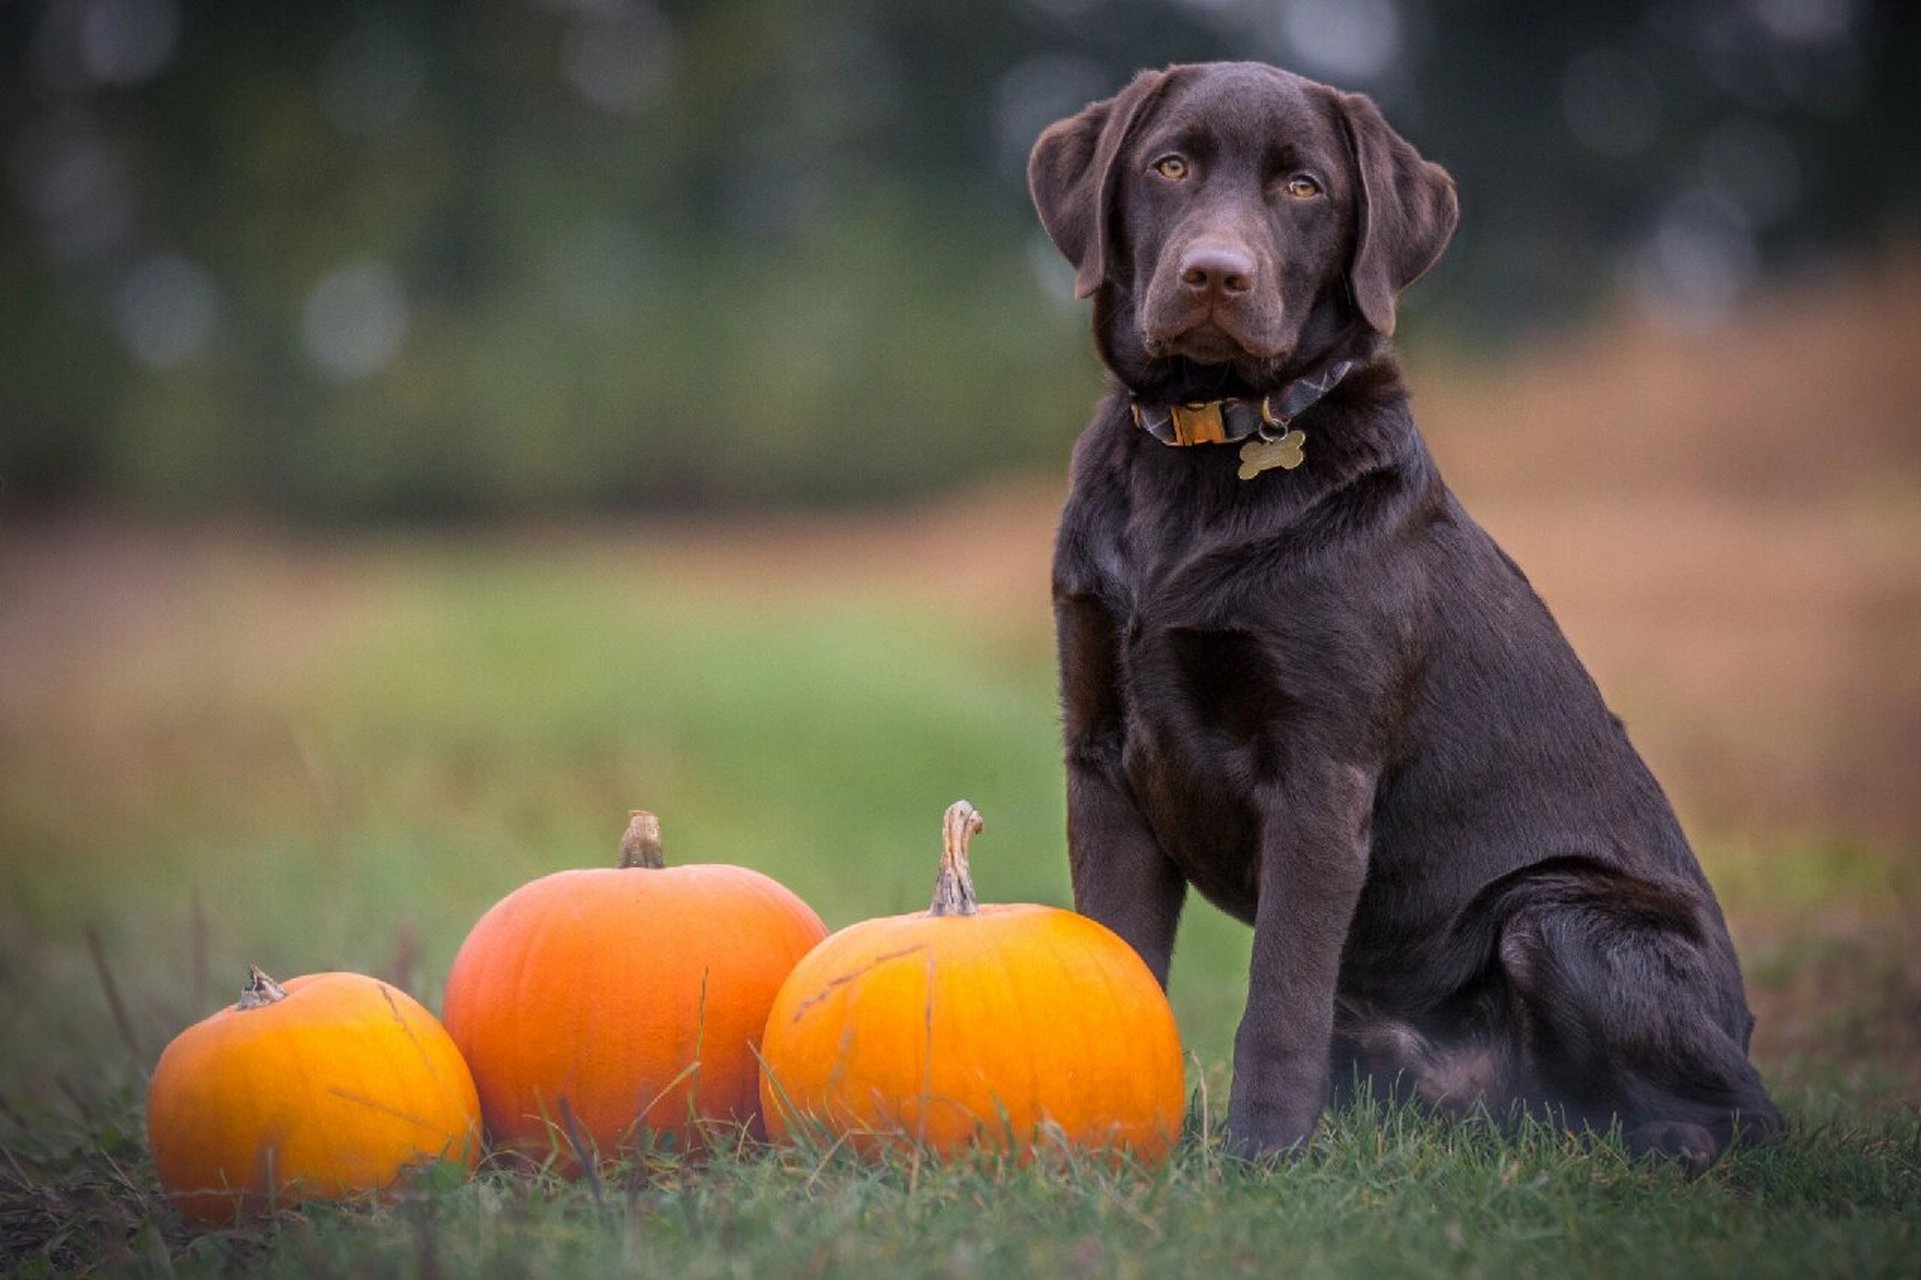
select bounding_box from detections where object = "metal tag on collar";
[1239,394,1305,478]
[1257,394,1290,437]
[1238,430,1306,478]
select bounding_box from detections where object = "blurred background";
[1,1,1917,1109]
[3,0,1918,515]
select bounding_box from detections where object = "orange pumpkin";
[147,967,481,1225]
[759,801,1186,1165]
[442,811,827,1163]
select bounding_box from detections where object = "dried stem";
[928,800,983,918]
[236,965,289,1010]
[620,810,666,869]
[84,926,143,1064]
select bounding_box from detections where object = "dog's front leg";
[1058,592,1187,987]
[1066,758,1188,988]
[1225,763,1374,1158]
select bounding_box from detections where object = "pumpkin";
[442,810,827,1163]
[759,801,1186,1165]
[147,967,481,1225]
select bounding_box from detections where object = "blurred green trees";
[3,0,1915,518]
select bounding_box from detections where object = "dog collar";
[1130,358,1355,478]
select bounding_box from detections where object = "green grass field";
[2,528,1916,1277]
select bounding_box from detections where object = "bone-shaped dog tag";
[1237,430,1306,479]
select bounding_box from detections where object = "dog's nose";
[1178,244,1256,297]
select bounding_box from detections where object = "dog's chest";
[1092,513,1297,917]
[1116,626,1270,918]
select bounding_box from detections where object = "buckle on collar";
[1129,398,1257,445]
[1168,401,1228,445]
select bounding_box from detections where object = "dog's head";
[1029,62,1457,402]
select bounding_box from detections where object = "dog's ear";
[1337,91,1458,336]
[1028,69,1174,299]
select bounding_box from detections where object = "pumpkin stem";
[619,810,667,869]
[928,800,983,918]
[236,964,289,1010]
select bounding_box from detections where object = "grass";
[1,526,1917,1276]
[5,1081,1917,1278]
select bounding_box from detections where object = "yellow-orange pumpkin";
[442,811,827,1163]
[759,801,1186,1165]
[147,967,481,1225]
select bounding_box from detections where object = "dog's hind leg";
[1493,865,1782,1171]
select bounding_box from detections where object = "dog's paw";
[1624,1120,1720,1177]
[1218,1133,1302,1172]
[1220,1101,1317,1168]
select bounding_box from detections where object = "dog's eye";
[1285,174,1322,199]
[1151,155,1189,181]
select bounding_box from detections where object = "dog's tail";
[1333,1003,1513,1117]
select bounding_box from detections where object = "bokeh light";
[1632,185,1760,329]
[8,109,132,264]
[319,21,425,140]
[114,253,220,368]
[301,261,411,382]
[559,0,676,117]
[1275,0,1402,87]
[78,0,179,86]
[27,0,179,91]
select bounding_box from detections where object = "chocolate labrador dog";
[1028,62,1780,1168]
